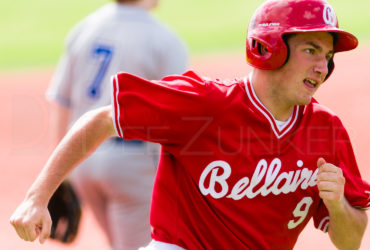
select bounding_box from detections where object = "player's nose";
[313,56,329,80]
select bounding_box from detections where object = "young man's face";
[271,32,334,107]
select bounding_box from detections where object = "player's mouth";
[303,78,318,90]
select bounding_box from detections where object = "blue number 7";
[87,45,114,99]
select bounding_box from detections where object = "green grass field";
[1,0,370,69]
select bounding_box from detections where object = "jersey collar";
[243,74,300,139]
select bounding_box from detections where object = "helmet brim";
[284,27,358,52]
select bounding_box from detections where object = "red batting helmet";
[246,0,358,79]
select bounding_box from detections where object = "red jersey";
[111,71,370,249]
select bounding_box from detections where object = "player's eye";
[304,48,315,55]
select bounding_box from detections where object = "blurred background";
[1,0,369,70]
[1,0,369,249]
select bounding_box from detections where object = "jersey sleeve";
[111,71,210,145]
[312,201,330,232]
[312,116,370,232]
[332,117,370,210]
[45,52,74,107]
[45,22,84,107]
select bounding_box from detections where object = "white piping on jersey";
[139,240,185,250]
[365,191,370,209]
[243,74,299,139]
[318,216,330,232]
[111,75,124,137]
[275,118,291,131]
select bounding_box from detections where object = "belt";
[110,136,144,145]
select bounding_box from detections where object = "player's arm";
[317,158,368,249]
[10,105,116,243]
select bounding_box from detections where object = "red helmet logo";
[323,4,337,27]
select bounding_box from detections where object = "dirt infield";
[1,44,369,249]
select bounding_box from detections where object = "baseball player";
[10,0,370,249]
[45,0,187,249]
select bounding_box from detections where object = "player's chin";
[296,96,312,106]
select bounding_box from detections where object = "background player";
[45,0,188,249]
[10,0,369,249]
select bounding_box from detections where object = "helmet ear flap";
[246,36,288,70]
[247,38,273,67]
[250,39,271,58]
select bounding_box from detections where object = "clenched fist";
[316,157,346,209]
[10,199,52,244]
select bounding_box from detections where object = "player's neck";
[250,71,294,122]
